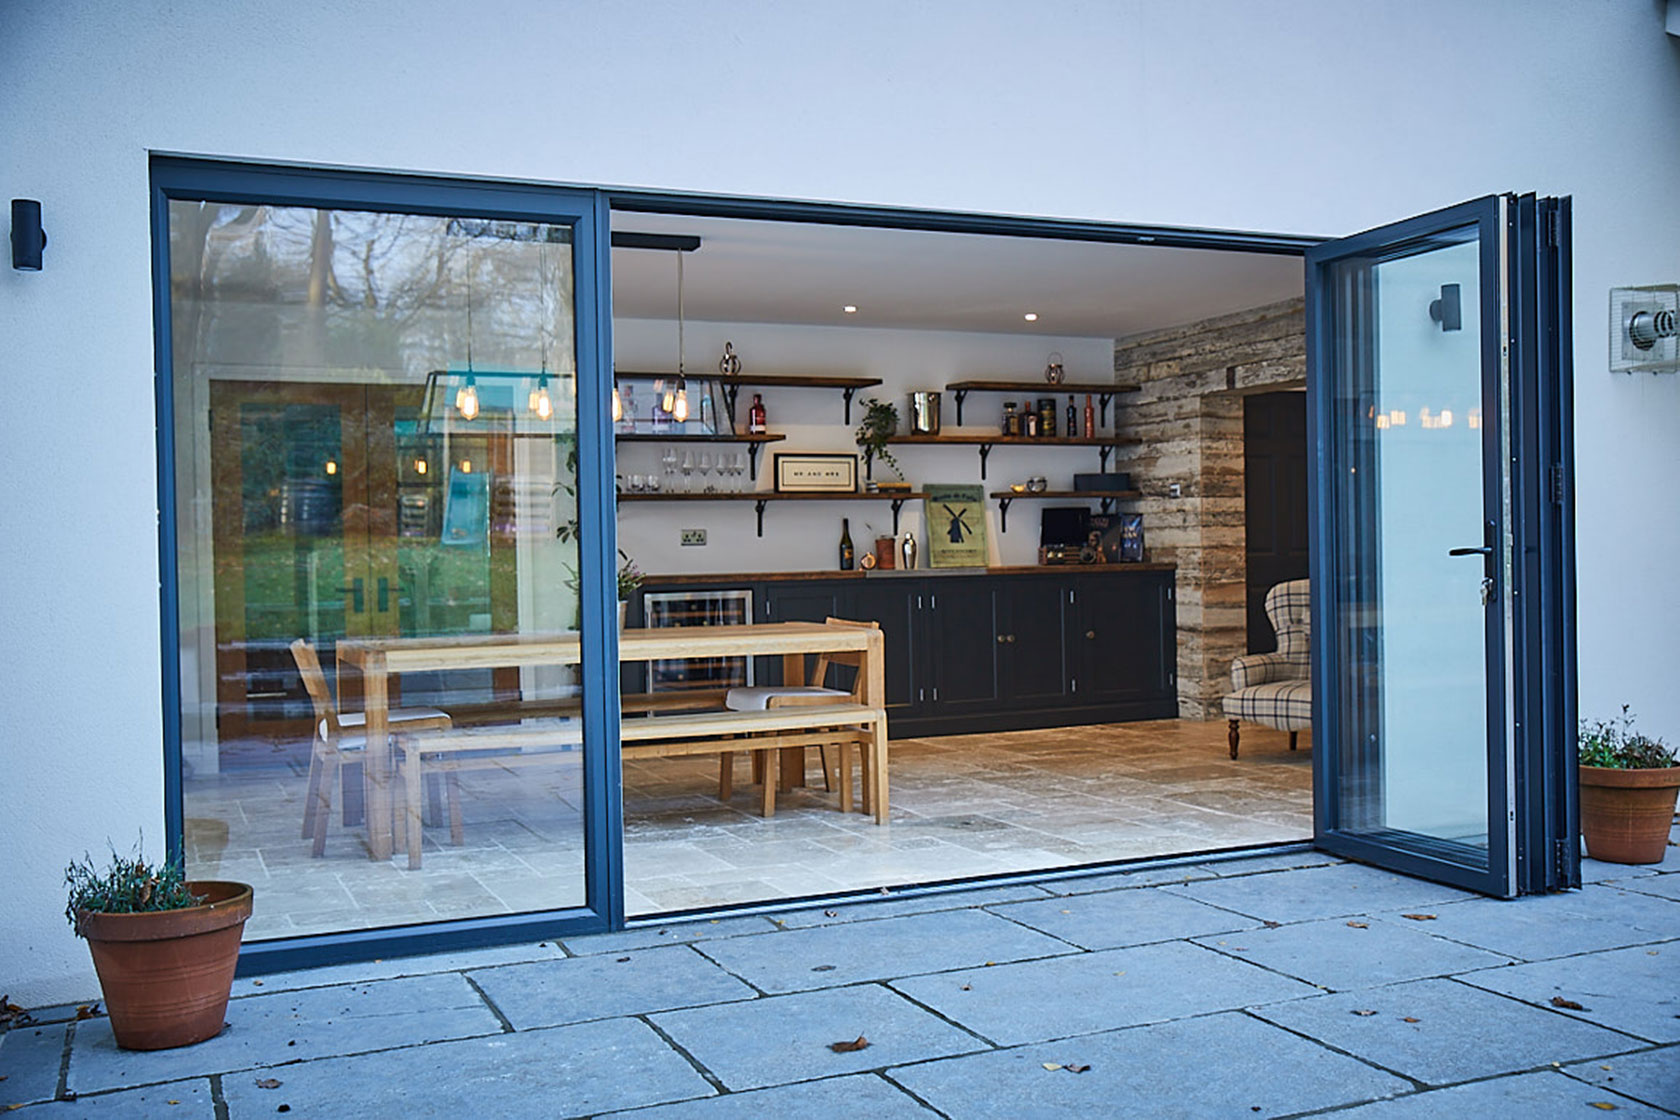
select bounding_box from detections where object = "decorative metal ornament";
[1044,352,1065,385]
[718,341,742,376]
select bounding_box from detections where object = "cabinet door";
[999,578,1070,704]
[843,581,921,716]
[1071,573,1173,701]
[761,580,846,686]
[924,581,1001,711]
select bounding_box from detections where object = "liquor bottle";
[748,393,767,434]
[1002,401,1017,436]
[1067,395,1077,439]
[1039,397,1057,438]
[1024,410,1039,438]
[1084,394,1095,439]
[839,518,855,570]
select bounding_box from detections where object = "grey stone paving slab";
[234,940,564,995]
[1581,858,1663,883]
[890,941,1317,1045]
[1251,977,1643,1086]
[11,1079,213,1118]
[987,886,1261,950]
[653,984,983,1091]
[1564,1046,1680,1114]
[1458,942,1680,1043]
[1611,872,1680,901]
[1384,883,1678,961]
[1197,848,1345,876]
[1163,862,1474,923]
[219,1016,711,1118]
[888,1010,1408,1120]
[1324,1069,1670,1118]
[1192,914,1514,991]
[773,884,1050,928]
[694,909,1073,993]
[68,973,502,1094]
[561,915,779,955]
[604,1073,937,1117]
[1034,864,1222,895]
[469,944,755,1028]
[1,1023,66,1107]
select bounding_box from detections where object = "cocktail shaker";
[900,531,918,571]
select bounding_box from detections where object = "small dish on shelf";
[1009,483,1027,493]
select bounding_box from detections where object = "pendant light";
[456,255,480,420]
[671,247,690,422]
[529,239,555,421]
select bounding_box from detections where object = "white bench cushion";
[725,686,848,711]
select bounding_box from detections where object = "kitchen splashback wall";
[1112,298,1306,719]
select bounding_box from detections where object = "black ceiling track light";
[11,199,46,271]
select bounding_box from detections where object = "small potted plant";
[65,840,252,1050]
[855,397,902,484]
[617,551,645,630]
[1578,706,1679,864]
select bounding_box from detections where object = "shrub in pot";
[65,842,252,1050]
[1578,707,1679,864]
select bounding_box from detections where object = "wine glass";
[733,449,748,492]
[680,450,694,492]
[698,451,713,493]
[662,445,678,488]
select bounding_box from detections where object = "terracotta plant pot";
[1578,766,1680,864]
[74,880,252,1050]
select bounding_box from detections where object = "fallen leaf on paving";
[1064,1063,1091,1074]
[1601,1064,1613,1071]
[616,957,631,963]
[255,1078,282,1089]
[985,961,996,967]
[1113,971,1126,977]
[829,1036,870,1053]
[75,1003,100,1020]
[168,1101,180,1106]
[1060,909,1071,914]
[1402,1017,1421,1023]
[1550,996,1587,1011]
[277,1106,291,1113]
[1042,1062,1063,1071]
[823,910,839,918]
[1400,914,1437,921]
[1346,921,1369,929]
[1262,921,1282,929]
[1588,1103,1618,1111]
[811,965,837,972]
[252,980,263,986]
[960,983,972,991]
[1351,1009,1378,1017]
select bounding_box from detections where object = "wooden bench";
[392,700,886,869]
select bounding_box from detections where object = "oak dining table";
[335,621,887,862]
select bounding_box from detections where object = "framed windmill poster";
[924,484,988,568]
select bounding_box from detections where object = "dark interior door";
[1243,391,1309,652]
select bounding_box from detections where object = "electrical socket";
[1168,484,1182,499]
[680,528,706,547]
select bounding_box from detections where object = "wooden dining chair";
[290,639,453,857]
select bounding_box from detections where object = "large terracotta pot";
[1579,767,1680,864]
[74,881,252,1050]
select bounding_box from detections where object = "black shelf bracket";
[890,497,908,535]
[977,442,993,480]
[749,443,764,481]
[754,498,769,537]
[1099,391,1114,428]
[998,495,1013,532]
[721,383,741,426]
[953,388,970,425]
[1099,445,1112,472]
[842,386,858,425]
[1100,496,1115,515]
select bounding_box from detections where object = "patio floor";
[4,832,1676,1118]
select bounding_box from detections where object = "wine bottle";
[1067,395,1077,439]
[748,393,767,434]
[839,518,855,570]
[1084,394,1095,438]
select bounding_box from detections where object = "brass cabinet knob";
[1086,630,1096,639]
[997,634,1007,644]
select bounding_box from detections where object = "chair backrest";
[1263,580,1311,670]
[812,617,879,698]
[289,638,340,738]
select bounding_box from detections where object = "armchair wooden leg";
[302,744,326,841]
[311,751,338,858]
[761,748,779,818]
[1228,719,1240,760]
[1289,730,1298,751]
[718,751,735,801]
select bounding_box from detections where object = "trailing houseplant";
[1578,706,1678,864]
[855,397,902,482]
[65,839,252,1050]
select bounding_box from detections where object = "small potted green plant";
[855,397,902,484]
[617,552,645,630]
[1578,706,1679,864]
[65,840,252,1050]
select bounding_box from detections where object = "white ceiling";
[610,212,1304,339]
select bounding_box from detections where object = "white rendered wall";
[3,1,1677,1004]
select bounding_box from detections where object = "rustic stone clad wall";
[1112,298,1305,719]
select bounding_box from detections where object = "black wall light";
[12,199,46,271]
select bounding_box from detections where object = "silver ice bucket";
[907,391,941,435]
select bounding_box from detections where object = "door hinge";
[1553,838,1570,878]
[1549,464,1565,505]
[1545,208,1560,248]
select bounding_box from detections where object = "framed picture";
[774,452,859,493]
[924,483,988,568]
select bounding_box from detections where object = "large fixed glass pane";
[1319,219,1502,874]
[170,201,588,937]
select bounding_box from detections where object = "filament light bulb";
[530,373,553,420]
[673,386,690,422]
[415,458,428,475]
[611,384,623,422]
[457,376,479,421]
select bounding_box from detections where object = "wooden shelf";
[987,489,1143,532]
[618,490,929,536]
[881,433,1140,480]
[945,379,1141,426]
[617,370,882,423]
[615,433,785,443]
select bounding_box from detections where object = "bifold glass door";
[155,160,621,958]
[1307,194,1577,897]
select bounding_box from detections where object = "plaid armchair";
[1222,579,1311,759]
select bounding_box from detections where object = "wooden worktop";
[641,563,1176,585]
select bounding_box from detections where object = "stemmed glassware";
[698,451,714,493]
[662,445,678,490]
[680,450,694,492]
[732,449,748,492]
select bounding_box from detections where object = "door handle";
[1086,630,1096,640]
[344,578,364,613]
[1447,546,1493,558]
[377,576,390,613]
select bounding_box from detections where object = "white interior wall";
[3,0,1677,1004]
[613,318,1115,573]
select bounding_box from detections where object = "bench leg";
[760,748,779,818]
[1289,730,1298,751]
[404,748,424,870]
[1228,719,1240,760]
[446,772,465,845]
[868,723,889,824]
[718,751,735,802]
[837,742,853,815]
[311,750,338,858]
[302,743,326,841]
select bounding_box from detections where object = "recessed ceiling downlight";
[1023,312,1039,322]
[843,305,858,314]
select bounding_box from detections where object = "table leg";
[862,632,889,823]
[779,652,806,792]
[363,655,393,861]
